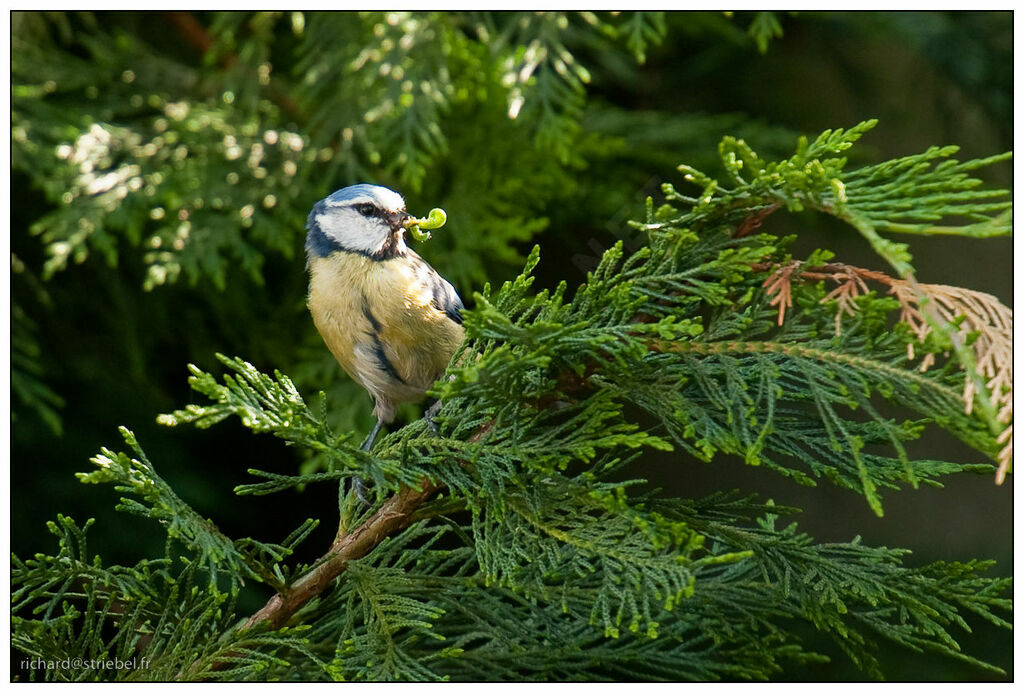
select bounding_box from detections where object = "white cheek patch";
[317,209,389,255]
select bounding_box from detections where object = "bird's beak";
[389,211,412,231]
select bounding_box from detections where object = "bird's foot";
[424,400,443,437]
[351,477,373,507]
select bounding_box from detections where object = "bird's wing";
[430,272,464,326]
[408,250,464,325]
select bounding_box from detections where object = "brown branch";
[240,421,494,633]
[749,261,894,285]
[177,419,495,678]
[166,12,233,66]
[243,477,444,631]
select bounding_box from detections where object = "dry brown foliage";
[761,262,1012,483]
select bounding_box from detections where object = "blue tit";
[305,184,465,453]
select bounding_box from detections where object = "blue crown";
[324,184,400,206]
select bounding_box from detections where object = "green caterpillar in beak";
[402,208,447,241]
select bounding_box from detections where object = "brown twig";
[179,420,494,678]
[750,261,894,285]
[243,478,444,631]
[733,203,781,238]
[240,421,494,634]
[166,12,233,66]
[237,355,595,634]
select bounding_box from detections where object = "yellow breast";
[307,252,464,418]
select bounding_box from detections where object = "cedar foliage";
[11,11,1012,682]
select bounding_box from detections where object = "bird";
[304,183,465,466]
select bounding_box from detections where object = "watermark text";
[19,657,151,672]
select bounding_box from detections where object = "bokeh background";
[11,11,1012,681]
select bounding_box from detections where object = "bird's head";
[305,184,413,261]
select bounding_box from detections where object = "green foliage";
[12,115,1012,681]
[747,12,785,53]
[13,10,858,453]
[11,515,318,681]
[78,427,253,586]
[674,120,1012,253]
[12,299,64,435]
[668,119,1012,432]
[671,495,1012,679]
[10,11,667,296]
[619,12,668,64]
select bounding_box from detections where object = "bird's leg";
[352,418,385,505]
[424,399,443,437]
[360,417,385,452]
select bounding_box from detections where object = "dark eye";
[356,203,377,218]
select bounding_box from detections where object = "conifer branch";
[757,260,1012,482]
[240,421,493,635]
[241,478,444,632]
[12,102,1011,680]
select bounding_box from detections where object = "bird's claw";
[352,477,373,507]
[424,400,443,436]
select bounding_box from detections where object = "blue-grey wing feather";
[411,257,463,326]
[407,250,463,325]
[432,274,464,325]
